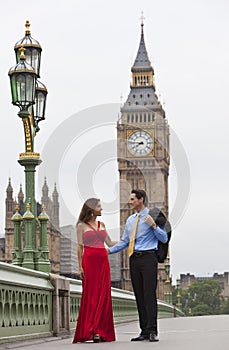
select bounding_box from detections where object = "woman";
[72,198,116,343]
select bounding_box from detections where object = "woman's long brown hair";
[77,198,100,224]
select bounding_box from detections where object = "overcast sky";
[0,0,229,283]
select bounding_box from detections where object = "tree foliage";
[220,297,229,314]
[180,279,223,316]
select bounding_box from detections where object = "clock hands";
[128,141,144,151]
[128,141,144,145]
[128,131,153,155]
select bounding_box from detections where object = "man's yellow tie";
[128,213,140,257]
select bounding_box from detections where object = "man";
[108,189,168,342]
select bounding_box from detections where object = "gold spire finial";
[15,204,19,212]
[25,20,31,35]
[19,45,26,60]
[41,204,46,211]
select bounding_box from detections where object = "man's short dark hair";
[131,189,148,205]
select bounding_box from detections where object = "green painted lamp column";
[22,203,35,269]
[164,257,172,304]
[18,155,42,252]
[37,205,51,272]
[176,279,182,309]
[11,205,23,266]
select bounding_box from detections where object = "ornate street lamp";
[8,21,50,273]
[9,46,37,117]
[34,80,48,133]
[14,20,42,77]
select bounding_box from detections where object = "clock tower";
[117,21,170,297]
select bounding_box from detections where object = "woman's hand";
[105,230,118,247]
[144,214,157,229]
[77,267,84,279]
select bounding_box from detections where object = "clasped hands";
[104,217,156,257]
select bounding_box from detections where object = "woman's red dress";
[72,221,115,343]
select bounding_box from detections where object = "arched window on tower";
[143,76,146,85]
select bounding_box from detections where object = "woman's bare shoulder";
[100,221,106,229]
[76,222,87,231]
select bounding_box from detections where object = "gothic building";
[3,178,60,273]
[117,22,170,299]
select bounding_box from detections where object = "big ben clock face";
[127,131,153,156]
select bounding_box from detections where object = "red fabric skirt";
[72,246,115,343]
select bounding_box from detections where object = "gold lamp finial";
[26,202,31,211]
[25,20,31,35]
[19,45,26,60]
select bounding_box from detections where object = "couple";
[72,189,168,343]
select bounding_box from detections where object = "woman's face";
[94,201,102,216]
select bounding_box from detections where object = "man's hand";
[144,214,157,229]
[106,248,110,255]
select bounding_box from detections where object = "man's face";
[129,193,143,211]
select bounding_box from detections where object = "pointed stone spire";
[121,19,164,116]
[18,184,24,203]
[5,178,16,228]
[42,177,49,197]
[52,183,59,230]
[132,20,152,71]
[52,183,59,201]
[6,178,13,199]
[41,177,50,214]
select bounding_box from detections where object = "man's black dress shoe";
[131,334,148,341]
[149,333,159,342]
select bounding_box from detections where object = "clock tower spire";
[120,21,164,117]
[131,20,154,88]
[117,21,170,297]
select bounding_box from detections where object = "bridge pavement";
[0,315,228,350]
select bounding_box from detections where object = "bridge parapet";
[0,262,53,343]
[0,262,183,343]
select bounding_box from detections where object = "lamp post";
[8,21,50,272]
[164,256,172,303]
[176,278,182,309]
